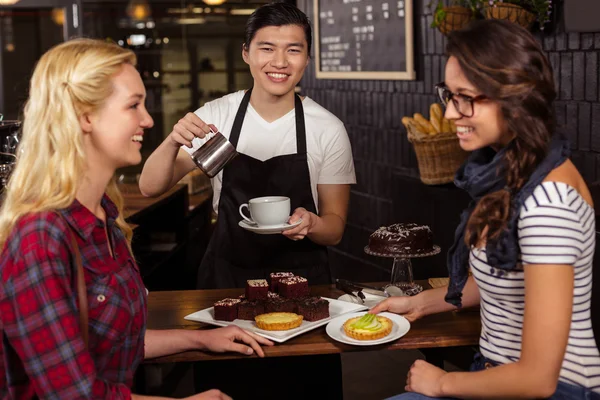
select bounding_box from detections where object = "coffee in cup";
[239,196,290,227]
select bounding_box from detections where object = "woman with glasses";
[372,19,600,400]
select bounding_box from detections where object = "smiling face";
[83,63,153,171]
[443,56,511,152]
[242,24,309,99]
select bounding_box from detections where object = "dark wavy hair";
[243,2,312,55]
[447,20,557,246]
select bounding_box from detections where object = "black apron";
[197,89,330,289]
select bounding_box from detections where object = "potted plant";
[481,0,553,30]
[430,0,479,35]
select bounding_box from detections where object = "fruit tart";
[343,313,393,340]
[255,312,303,331]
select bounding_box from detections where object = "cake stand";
[364,245,441,296]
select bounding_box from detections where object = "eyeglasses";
[435,82,487,118]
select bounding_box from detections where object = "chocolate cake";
[296,297,329,321]
[265,292,297,313]
[245,279,269,301]
[238,299,265,321]
[213,298,241,321]
[368,223,434,254]
[268,272,294,292]
[279,276,309,299]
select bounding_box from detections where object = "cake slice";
[238,299,265,320]
[268,272,294,292]
[279,276,309,299]
[265,292,297,313]
[245,279,269,301]
[213,298,241,321]
[255,312,303,331]
[296,297,329,321]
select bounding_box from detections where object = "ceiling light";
[203,0,226,6]
[230,8,256,15]
[126,0,152,21]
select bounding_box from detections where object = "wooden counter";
[119,183,212,221]
[119,183,213,291]
[144,283,481,364]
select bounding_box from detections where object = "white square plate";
[184,297,368,343]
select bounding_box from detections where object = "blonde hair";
[0,38,136,250]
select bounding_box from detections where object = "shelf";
[163,68,249,74]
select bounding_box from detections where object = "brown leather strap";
[56,213,89,348]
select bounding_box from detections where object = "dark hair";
[244,2,312,55]
[447,20,557,246]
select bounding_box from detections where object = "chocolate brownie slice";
[297,297,330,321]
[213,298,241,321]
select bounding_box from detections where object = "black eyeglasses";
[435,82,487,118]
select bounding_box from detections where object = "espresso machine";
[0,117,20,190]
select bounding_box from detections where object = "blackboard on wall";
[313,0,415,80]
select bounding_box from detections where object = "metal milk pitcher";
[190,131,238,178]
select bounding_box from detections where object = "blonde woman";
[0,38,271,400]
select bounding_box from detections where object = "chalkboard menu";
[313,0,415,80]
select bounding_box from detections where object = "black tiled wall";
[297,0,600,281]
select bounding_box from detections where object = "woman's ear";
[79,112,93,134]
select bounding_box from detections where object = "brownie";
[265,292,297,313]
[268,272,294,292]
[237,299,265,320]
[297,297,330,321]
[213,298,241,321]
[245,279,269,301]
[279,276,309,299]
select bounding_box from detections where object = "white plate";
[326,311,410,346]
[337,292,388,309]
[238,219,302,234]
[184,297,368,343]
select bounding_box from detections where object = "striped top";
[470,181,600,393]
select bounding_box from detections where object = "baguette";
[429,104,444,133]
[441,117,451,133]
[413,113,436,134]
[402,116,425,134]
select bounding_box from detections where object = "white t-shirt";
[182,90,356,213]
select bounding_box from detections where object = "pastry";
[343,313,393,340]
[255,312,303,331]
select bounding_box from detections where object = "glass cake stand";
[364,245,441,296]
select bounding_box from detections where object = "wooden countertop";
[119,183,212,221]
[144,283,481,364]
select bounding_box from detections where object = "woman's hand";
[168,112,217,148]
[405,360,447,397]
[282,207,316,241]
[369,295,423,322]
[185,389,232,400]
[197,326,274,357]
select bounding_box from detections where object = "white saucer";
[238,218,302,234]
[325,311,410,346]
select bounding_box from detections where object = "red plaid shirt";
[0,196,147,399]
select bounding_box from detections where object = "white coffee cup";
[239,196,290,227]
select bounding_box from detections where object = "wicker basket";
[482,4,535,29]
[436,6,473,36]
[406,125,469,185]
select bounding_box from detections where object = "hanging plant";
[430,0,479,35]
[482,0,553,30]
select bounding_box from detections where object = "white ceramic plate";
[184,297,368,343]
[325,311,410,346]
[337,292,388,309]
[238,219,302,234]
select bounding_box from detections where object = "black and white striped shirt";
[470,181,600,392]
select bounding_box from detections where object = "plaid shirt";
[0,196,147,399]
